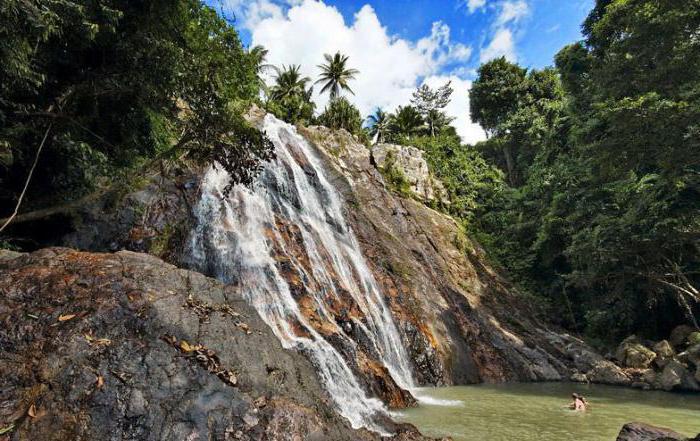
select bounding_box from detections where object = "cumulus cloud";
[466,0,487,13]
[228,0,485,143]
[495,0,529,26]
[479,0,529,62]
[480,28,516,62]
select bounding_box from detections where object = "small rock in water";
[616,422,687,441]
[570,372,589,383]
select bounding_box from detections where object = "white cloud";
[478,0,529,63]
[480,28,516,62]
[466,0,487,13]
[233,0,485,143]
[495,0,529,26]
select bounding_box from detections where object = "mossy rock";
[688,331,700,346]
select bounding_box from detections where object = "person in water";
[569,393,588,411]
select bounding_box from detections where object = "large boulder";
[679,343,700,369]
[587,360,631,386]
[653,340,675,368]
[371,144,443,202]
[0,248,428,441]
[616,337,656,369]
[657,360,700,391]
[670,325,696,348]
[616,422,688,441]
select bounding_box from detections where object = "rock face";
[616,422,690,441]
[653,340,675,368]
[300,125,578,385]
[0,248,430,441]
[371,144,443,203]
[658,360,699,391]
[616,337,657,369]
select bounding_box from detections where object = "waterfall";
[187,114,416,432]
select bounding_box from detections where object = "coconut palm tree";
[315,52,359,101]
[249,45,273,90]
[366,109,390,144]
[269,65,311,101]
[389,106,424,139]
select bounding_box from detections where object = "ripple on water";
[396,383,700,441]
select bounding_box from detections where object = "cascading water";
[187,114,417,432]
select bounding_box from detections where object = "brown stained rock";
[0,248,430,441]
[616,422,688,441]
[299,124,578,386]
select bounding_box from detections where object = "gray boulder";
[670,325,695,348]
[653,340,675,368]
[587,360,631,386]
[616,336,656,369]
[657,360,700,391]
[616,422,688,441]
[0,248,427,441]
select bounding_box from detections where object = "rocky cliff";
[0,111,647,440]
[0,248,430,440]
[299,124,587,385]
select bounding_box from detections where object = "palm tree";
[249,45,274,90]
[366,109,390,144]
[315,52,359,101]
[269,65,311,101]
[390,106,424,139]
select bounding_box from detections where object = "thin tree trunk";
[0,123,52,233]
[502,144,516,186]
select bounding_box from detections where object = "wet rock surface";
[0,248,432,441]
[300,125,580,385]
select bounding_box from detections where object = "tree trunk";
[502,144,516,186]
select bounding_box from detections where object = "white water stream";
[187,114,417,432]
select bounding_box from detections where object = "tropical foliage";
[265,65,315,124]
[467,0,700,342]
[316,97,363,135]
[315,52,360,100]
[0,0,273,219]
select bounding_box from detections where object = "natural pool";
[396,383,700,441]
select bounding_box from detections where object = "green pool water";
[395,383,700,441]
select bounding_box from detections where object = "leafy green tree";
[316,97,363,135]
[315,52,359,101]
[410,134,504,225]
[469,57,528,136]
[470,0,700,341]
[0,0,273,222]
[411,82,455,137]
[471,62,564,186]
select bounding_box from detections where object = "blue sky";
[214,0,594,143]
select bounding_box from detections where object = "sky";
[209,0,593,143]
